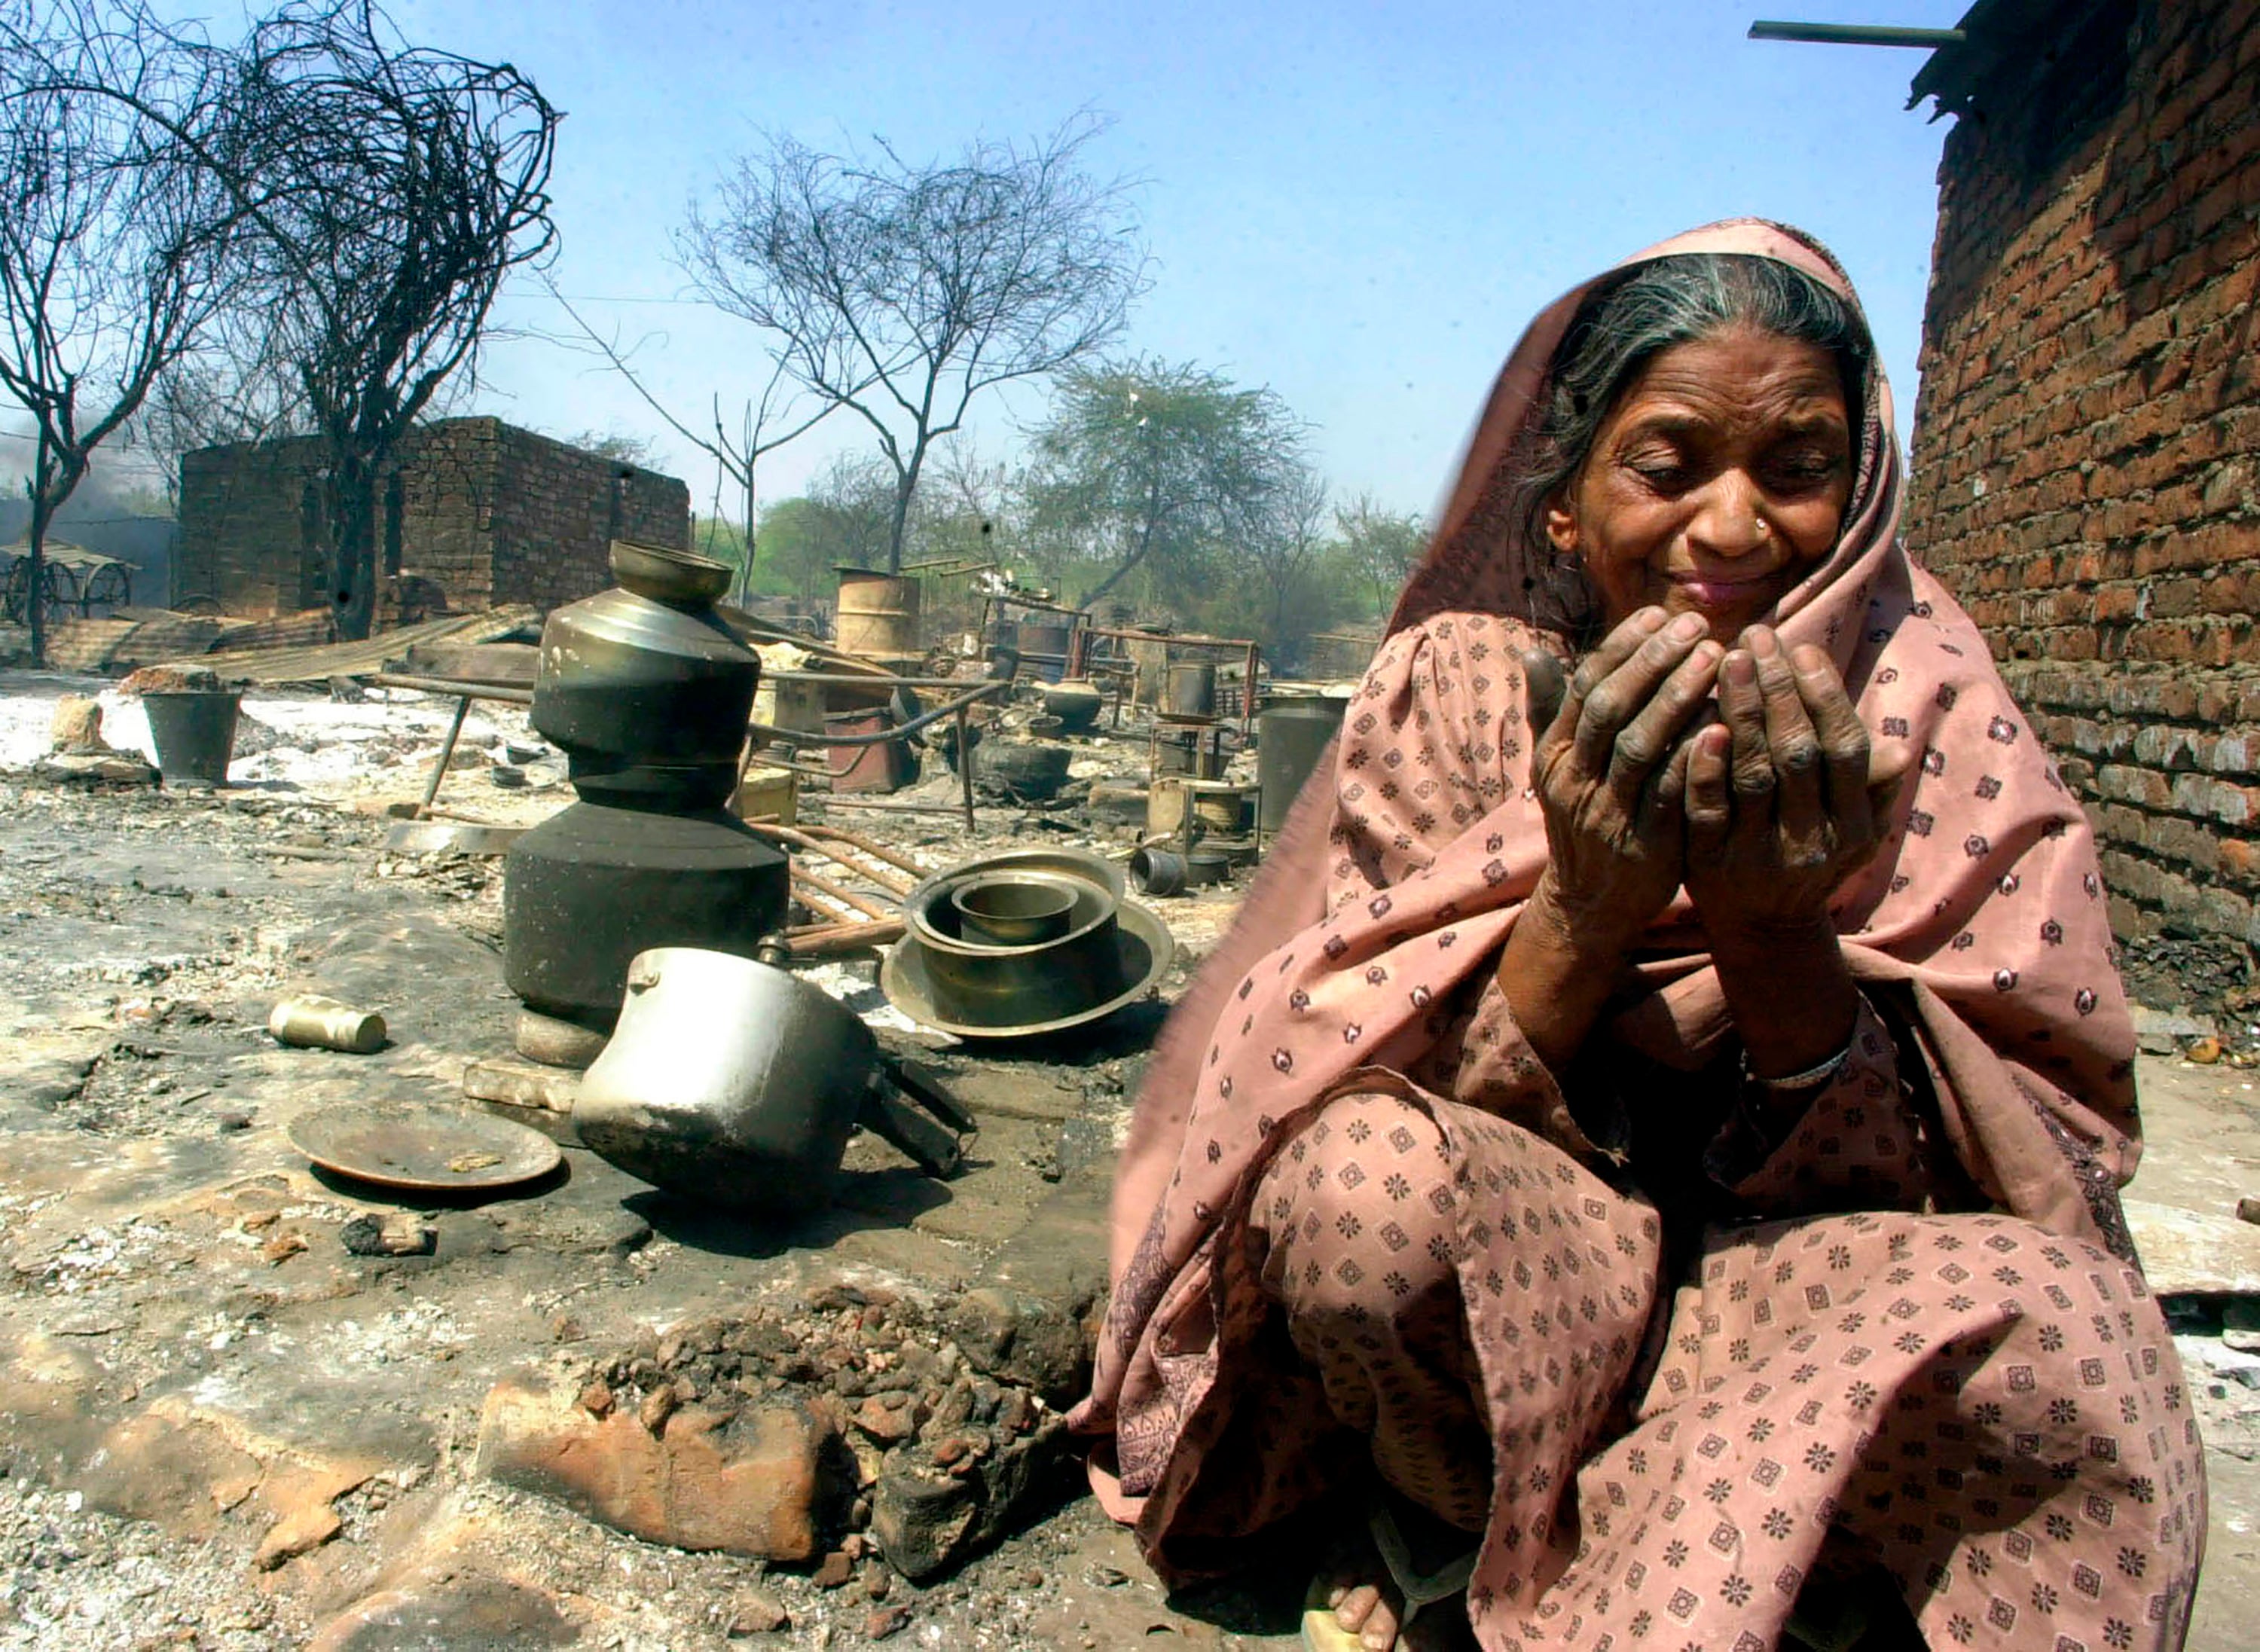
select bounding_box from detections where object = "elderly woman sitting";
[1070,222,2205,1652]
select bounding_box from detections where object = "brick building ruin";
[1901,0,2260,950]
[175,417,691,622]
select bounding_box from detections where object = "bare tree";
[209,0,560,639]
[677,115,1147,575]
[0,0,240,662]
[543,277,850,603]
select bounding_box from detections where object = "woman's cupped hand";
[1519,609,1907,954]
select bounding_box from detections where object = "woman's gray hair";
[1512,253,1875,638]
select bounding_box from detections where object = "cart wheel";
[81,562,130,615]
[39,560,76,628]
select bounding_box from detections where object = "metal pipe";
[793,865,893,921]
[785,917,906,957]
[739,821,918,896]
[369,673,534,705]
[750,682,1006,754]
[786,823,933,883]
[957,705,975,830]
[768,671,988,689]
[1747,20,1965,47]
[417,695,473,819]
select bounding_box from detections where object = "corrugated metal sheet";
[172,606,542,686]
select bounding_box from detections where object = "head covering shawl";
[1074,220,2140,1522]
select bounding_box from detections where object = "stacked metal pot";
[502,541,789,1037]
[881,848,1174,1039]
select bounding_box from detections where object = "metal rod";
[815,796,979,817]
[370,673,533,705]
[793,866,893,921]
[769,671,985,689]
[741,822,916,896]
[417,695,472,820]
[752,679,1008,749]
[788,823,933,883]
[1747,20,1965,47]
[957,706,974,831]
[785,917,906,957]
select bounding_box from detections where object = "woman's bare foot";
[1317,1569,1470,1650]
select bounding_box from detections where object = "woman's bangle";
[1740,1035,1856,1096]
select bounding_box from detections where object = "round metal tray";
[289,1100,562,1194]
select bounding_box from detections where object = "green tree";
[1022,356,1309,614]
[1334,491,1428,621]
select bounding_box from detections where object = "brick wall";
[176,419,689,624]
[1902,0,2260,947]
[487,423,689,611]
[177,438,331,615]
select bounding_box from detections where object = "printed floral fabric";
[1070,221,2200,1650]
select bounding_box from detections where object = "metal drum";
[833,567,921,658]
[1257,692,1348,835]
[1163,660,1217,721]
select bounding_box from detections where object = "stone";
[2239,1195,2260,1226]
[341,1214,436,1258]
[869,1460,979,1582]
[2225,1302,2260,1354]
[474,1381,850,1562]
[307,1573,575,1651]
[2133,1007,2213,1055]
[865,1604,912,1640]
[49,696,105,753]
[854,1394,918,1444]
[462,1058,579,1114]
[725,1589,789,1636]
[254,1499,342,1570]
[813,1548,856,1589]
[2124,1199,2260,1294]
[946,1287,1089,1406]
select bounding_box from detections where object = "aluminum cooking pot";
[574,946,968,1214]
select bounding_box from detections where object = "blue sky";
[407,0,1974,524]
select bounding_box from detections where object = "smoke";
[0,413,175,530]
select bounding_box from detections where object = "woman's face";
[1545,326,1855,643]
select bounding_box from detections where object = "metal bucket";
[1163,661,1217,720]
[1015,620,1073,683]
[835,567,920,659]
[1257,692,1348,834]
[826,708,918,794]
[142,690,240,786]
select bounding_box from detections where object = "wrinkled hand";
[1684,628,1907,948]
[1521,607,1722,951]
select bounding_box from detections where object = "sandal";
[1301,1500,1477,1651]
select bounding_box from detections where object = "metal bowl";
[902,847,1120,917]
[949,875,1079,945]
[609,539,734,606]
[905,873,1127,1024]
[883,898,1175,1039]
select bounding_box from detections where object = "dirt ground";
[2,670,2257,1650]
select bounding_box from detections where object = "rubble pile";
[512,1280,1081,1591]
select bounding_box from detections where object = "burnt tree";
[216,1,558,639]
[0,0,240,664]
